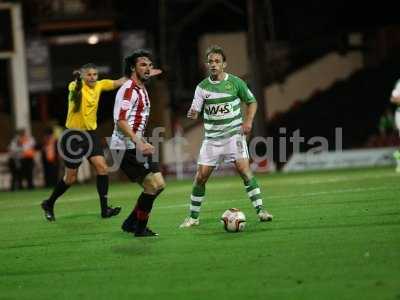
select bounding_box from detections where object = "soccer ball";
[220,208,246,232]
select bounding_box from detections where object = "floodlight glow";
[87,34,99,45]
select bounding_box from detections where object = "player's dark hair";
[124,49,153,77]
[81,63,97,70]
[205,45,226,62]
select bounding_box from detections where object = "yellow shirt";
[65,79,115,130]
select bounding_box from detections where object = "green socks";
[244,177,264,214]
[189,184,205,219]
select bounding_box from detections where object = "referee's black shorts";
[116,149,160,183]
[58,129,104,169]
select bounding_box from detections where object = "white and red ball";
[220,208,246,232]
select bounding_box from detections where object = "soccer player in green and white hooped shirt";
[390,78,400,172]
[180,45,273,228]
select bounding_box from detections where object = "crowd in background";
[7,126,59,191]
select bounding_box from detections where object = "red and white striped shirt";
[110,79,150,149]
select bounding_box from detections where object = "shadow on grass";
[111,234,160,256]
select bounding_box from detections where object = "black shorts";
[58,129,104,169]
[117,149,160,183]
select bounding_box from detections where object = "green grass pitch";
[0,167,399,300]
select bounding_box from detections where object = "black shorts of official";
[58,129,104,169]
[117,149,160,184]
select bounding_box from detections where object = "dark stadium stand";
[266,55,400,168]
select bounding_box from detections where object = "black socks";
[47,179,70,206]
[128,192,157,233]
[96,175,109,213]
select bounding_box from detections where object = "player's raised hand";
[187,109,198,120]
[150,69,163,77]
[72,70,81,81]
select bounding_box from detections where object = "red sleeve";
[118,84,136,120]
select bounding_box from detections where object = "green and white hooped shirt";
[191,73,256,141]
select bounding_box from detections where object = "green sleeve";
[236,78,256,103]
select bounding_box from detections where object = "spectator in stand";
[8,129,36,190]
[8,130,23,191]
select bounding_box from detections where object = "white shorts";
[395,109,400,131]
[197,134,249,166]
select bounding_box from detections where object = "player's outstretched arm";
[113,77,128,89]
[150,68,162,77]
[112,69,162,89]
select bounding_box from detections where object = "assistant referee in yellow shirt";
[41,63,127,221]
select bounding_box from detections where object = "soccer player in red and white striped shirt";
[110,49,165,237]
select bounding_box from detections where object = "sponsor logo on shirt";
[205,103,232,116]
